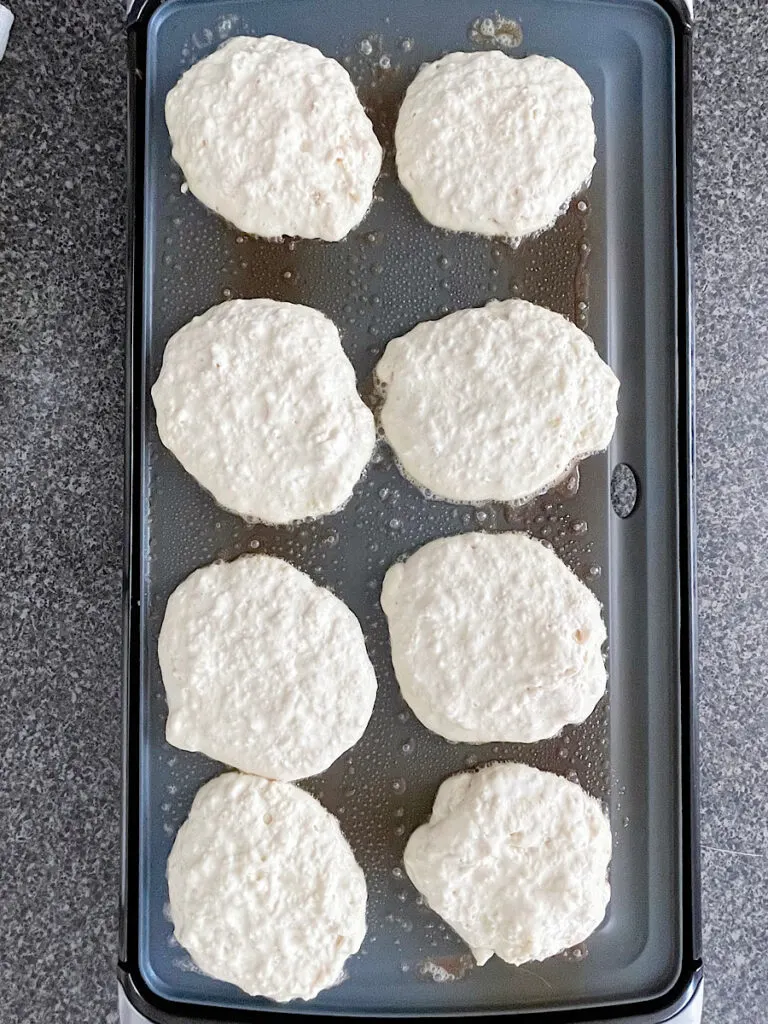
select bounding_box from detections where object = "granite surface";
[0,1,764,1022]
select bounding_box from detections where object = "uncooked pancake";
[375,298,618,504]
[404,762,611,966]
[152,298,375,523]
[168,772,367,1000]
[166,35,382,240]
[159,554,377,780]
[395,50,595,238]
[381,531,606,743]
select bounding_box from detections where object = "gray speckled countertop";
[0,1,764,1022]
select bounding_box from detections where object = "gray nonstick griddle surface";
[138,0,681,1014]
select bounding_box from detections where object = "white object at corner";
[0,4,13,61]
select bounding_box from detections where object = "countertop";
[0,1,764,1022]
